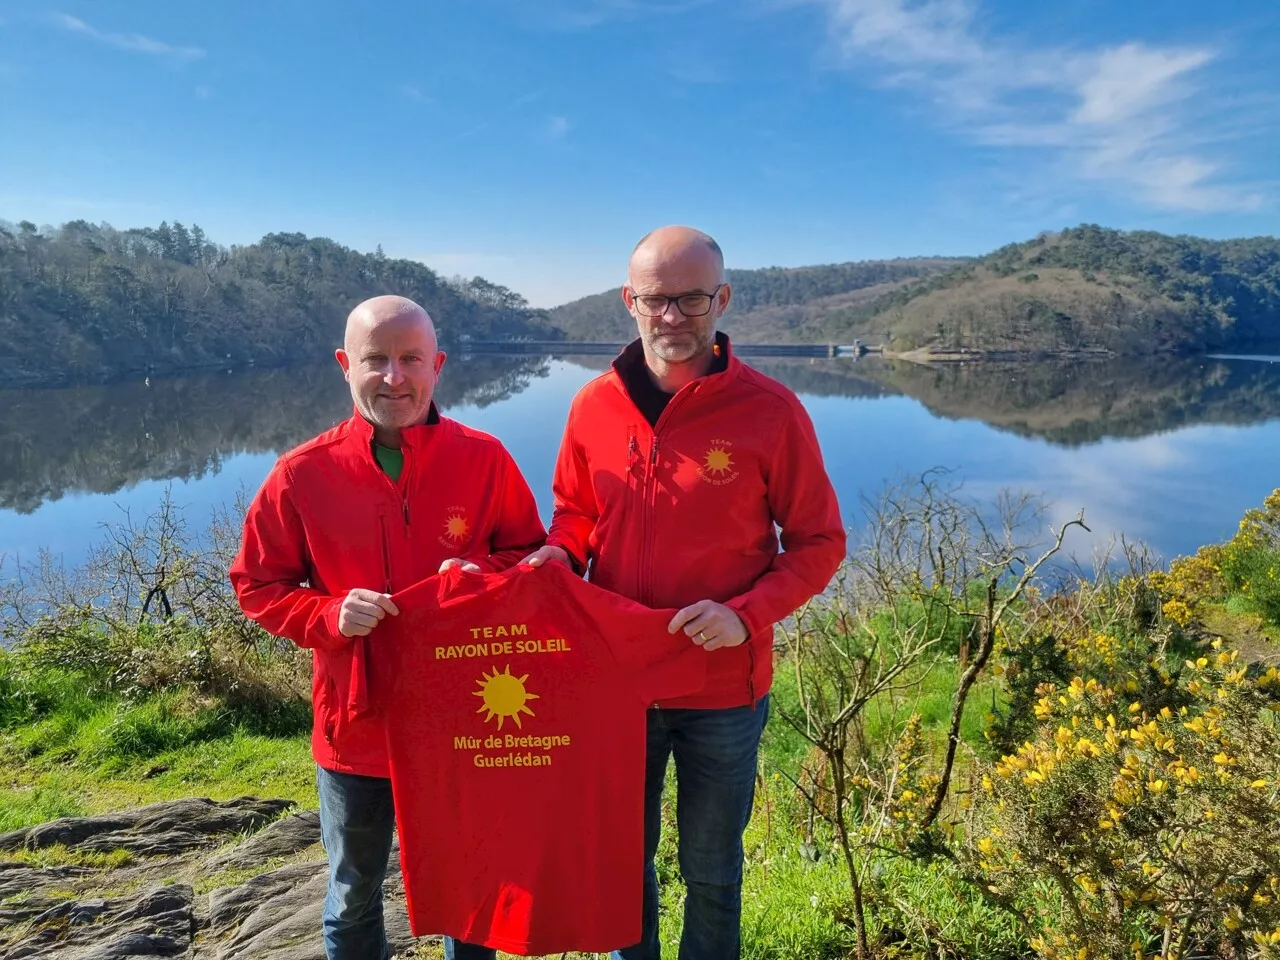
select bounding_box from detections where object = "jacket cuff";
[546,537,587,576]
[724,595,763,637]
[320,597,346,648]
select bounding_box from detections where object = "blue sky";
[2,1,1278,306]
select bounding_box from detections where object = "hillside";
[548,227,1280,355]
[547,258,965,342]
[818,226,1280,354]
[0,219,558,386]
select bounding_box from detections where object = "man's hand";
[669,600,749,652]
[439,558,482,575]
[337,588,400,638]
[522,545,572,569]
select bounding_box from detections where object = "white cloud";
[817,0,1264,212]
[545,115,571,139]
[54,12,205,61]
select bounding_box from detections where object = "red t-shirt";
[377,562,707,956]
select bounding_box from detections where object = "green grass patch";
[763,657,1001,777]
[0,656,316,831]
[3,843,134,869]
[0,785,86,833]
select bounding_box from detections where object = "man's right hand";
[522,545,571,569]
[337,588,400,637]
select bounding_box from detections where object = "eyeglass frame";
[626,283,727,319]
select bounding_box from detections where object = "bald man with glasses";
[523,226,846,960]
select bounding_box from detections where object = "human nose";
[383,360,405,385]
[660,299,684,324]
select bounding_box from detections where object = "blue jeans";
[317,767,494,960]
[614,696,770,960]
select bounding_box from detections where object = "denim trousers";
[316,766,494,960]
[614,695,770,960]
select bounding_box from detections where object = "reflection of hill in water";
[0,356,549,514]
[864,356,1280,446]
[564,352,1280,446]
[558,354,899,401]
[6,353,1280,515]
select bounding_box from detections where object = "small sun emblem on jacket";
[698,441,741,486]
[703,448,734,475]
[439,507,471,548]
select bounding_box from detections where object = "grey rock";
[0,862,95,900]
[0,798,295,857]
[202,841,417,960]
[202,811,322,874]
[0,884,195,959]
[0,802,434,959]
[207,862,325,933]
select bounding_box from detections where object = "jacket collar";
[347,401,443,452]
[612,331,739,394]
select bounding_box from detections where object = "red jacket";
[547,338,846,709]
[230,406,546,778]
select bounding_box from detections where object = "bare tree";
[772,471,1086,955]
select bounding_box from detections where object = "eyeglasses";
[629,284,724,318]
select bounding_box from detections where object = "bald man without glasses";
[231,295,546,960]
[524,227,846,960]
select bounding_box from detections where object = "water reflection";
[0,356,550,514]
[2,352,1279,567]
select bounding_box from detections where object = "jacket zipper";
[399,443,412,528]
[638,387,696,606]
[639,438,658,605]
[628,378,755,707]
[379,514,392,594]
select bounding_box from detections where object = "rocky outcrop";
[0,799,296,858]
[0,799,427,959]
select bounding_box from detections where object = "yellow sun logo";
[703,447,734,475]
[473,666,538,730]
[443,514,469,542]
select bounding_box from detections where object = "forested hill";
[800,226,1280,354]
[547,257,966,342]
[0,219,558,386]
[549,227,1280,355]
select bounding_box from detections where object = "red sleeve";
[545,404,596,572]
[228,460,347,652]
[563,567,706,705]
[724,400,846,634]
[472,446,548,573]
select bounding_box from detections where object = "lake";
[3,352,1280,573]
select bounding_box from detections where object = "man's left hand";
[669,600,749,652]
[439,558,482,574]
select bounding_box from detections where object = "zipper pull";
[403,500,410,525]
[649,441,658,467]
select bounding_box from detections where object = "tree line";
[0,219,559,386]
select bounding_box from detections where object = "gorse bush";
[974,614,1280,957]
[1150,490,1280,631]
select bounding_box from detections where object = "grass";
[765,657,1000,774]
[0,784,87,833]
[2,843,135,869]
[0,679,317,832]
